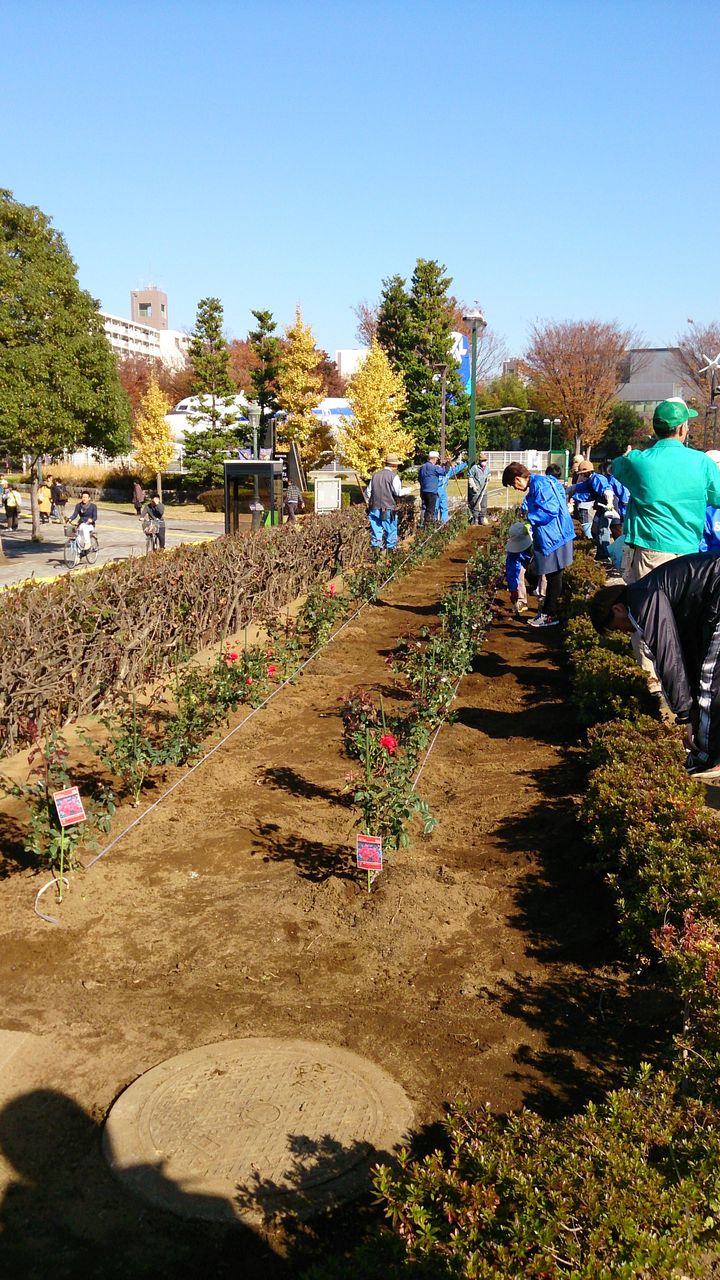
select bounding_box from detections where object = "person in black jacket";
[589,554,720,780]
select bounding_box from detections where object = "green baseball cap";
[652,398,698,430]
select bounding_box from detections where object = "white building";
[101,311,190,367]
[616,348,696,416]
[101,287,190,368]
[335,348,367,380]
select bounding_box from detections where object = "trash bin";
[249,502,264,531]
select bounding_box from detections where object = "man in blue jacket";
[418,450,449,527]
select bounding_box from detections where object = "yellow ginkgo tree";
[338,339,414,478]
[132,375,174,500]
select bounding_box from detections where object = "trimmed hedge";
[0,507,407,758]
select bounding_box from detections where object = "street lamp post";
[248,400,262,524]
[462,308,486,465]
[543,417,562,461]
[432,363,448,461]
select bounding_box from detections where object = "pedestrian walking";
[37,480,52,525]
[4,485,21,530]
[132,479,145,518]
[284,481,305,523]
[502,463,575,628]
[50,477,65,522]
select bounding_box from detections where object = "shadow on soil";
[252,819,356,882]
[0,1088,445,1280]
[260,767,351,810]
[489,755,676,1115]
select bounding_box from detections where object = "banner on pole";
[356,834,382,871]
[53,787,86,829]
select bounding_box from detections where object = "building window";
[139,302,152,318]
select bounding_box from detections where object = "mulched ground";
[0,525,673,1278]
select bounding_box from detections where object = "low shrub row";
[0,506,402,759]
[562,547,720,1096]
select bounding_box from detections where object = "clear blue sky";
[1,0,715,362]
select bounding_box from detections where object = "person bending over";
[589,554,720,780]
[502,462,575,629]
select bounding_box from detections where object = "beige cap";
[385,454,401,466]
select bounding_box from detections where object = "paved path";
[0,505,225,589]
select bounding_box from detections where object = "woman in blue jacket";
[502,462,575,628]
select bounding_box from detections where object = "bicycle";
[64,522,99,568]
[142,517,162,554]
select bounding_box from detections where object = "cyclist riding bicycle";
[68,490,98,553]
[142,494,166,550]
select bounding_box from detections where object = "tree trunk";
[156,471,163,501]
[30,465,42,542]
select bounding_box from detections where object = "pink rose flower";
[379,733,398,755]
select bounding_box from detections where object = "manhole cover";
[103,1037,413,1222]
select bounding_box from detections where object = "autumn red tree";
[524,320,642,455]
[315,350,346,397]
[115,355,193,418]
[227,338,259,395]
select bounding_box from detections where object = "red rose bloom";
[326,582,337,597]
[245,676,253,685]
[225,652,239,662]
[267,664,278,677]
[379,733,398,755]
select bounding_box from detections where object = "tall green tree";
[187,296,237,428]
[375,260,469,457]
[0,189,130,543]
[186,296,240,487]
[248,308,281,441]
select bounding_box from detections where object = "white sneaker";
[527,612,560,628]
[689,760,720,783]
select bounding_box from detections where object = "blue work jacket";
[418,461,448,494]
[521,474,575,557]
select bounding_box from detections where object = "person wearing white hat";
[700,449,720,555]
[504,521,534,615]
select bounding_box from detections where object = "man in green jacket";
[612,397,720,689]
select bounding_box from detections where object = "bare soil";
[0,526,672,1278]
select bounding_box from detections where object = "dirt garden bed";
[0,525,672,1279]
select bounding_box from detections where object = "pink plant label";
[356,834,382,871]
[53,786,86,829]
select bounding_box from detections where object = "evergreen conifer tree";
[248,308,281,443]
[186,296,241,486]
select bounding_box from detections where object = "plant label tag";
[356,834,382,871]
[53,787,86,829]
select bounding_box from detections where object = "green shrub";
[365,1069,720,1280]
[197,488,225,512]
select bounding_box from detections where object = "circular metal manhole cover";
[103,1037,413,1222]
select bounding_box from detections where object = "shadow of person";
[0,1088,288,1279]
